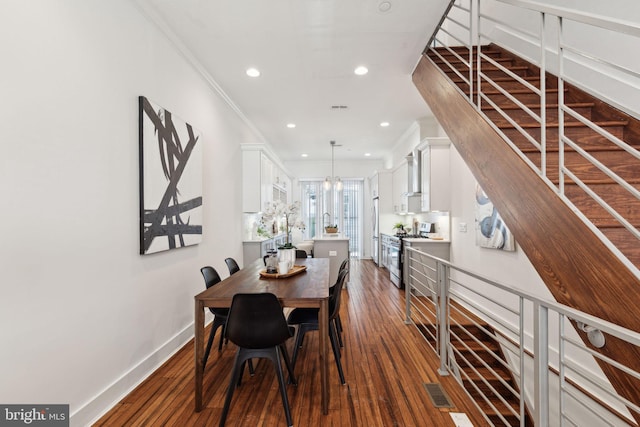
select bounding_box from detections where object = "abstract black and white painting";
[139,96,202,255]
[475,183,515,251]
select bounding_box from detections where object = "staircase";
[412,42,640,425]
[427,44,640,269]
[417,299,533,426]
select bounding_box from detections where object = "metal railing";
[424,0,640,279]
[404,246,640,426]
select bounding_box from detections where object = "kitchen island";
[313,235,349,285]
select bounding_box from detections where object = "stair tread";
[445,65,531,74]
[452,75,541,85]
[484,102,595,111]
[496,119,628,129]
[519,144,640,153]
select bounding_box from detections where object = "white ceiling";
[139,0,450,162]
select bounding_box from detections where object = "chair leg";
[279,344,297,385]
[329,321,346,385]
[290,326,306,369]
[203,319,224,367]
[335,315,344,348]
[219,350,246,427]
[222,348,294,427]
[217,319,227,351]
[235,359,257,387]
[273,347,294,427]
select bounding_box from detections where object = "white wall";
[0,1,257,425]
[448,146,551,293]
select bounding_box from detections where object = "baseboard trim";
[71,321,198,426]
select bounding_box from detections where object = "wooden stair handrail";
[413,54,640,420]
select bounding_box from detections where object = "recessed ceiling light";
[246,67,260,77]
[287,123,296,128]
[380,121,390,127]
[301,153,308,158]
[365,153,371,157]
[354,66,369,76]
[378,1,392,12]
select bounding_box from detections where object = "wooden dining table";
[194,257,331,414]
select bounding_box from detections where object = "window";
[300,179,363,257]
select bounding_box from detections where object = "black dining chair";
[287,268,349,384]
[338,258,349,276]
[219,293,297,427]
[224,257,240,276]
[200,266,229,367]
[295,249,308,259]
[334,258,349,347]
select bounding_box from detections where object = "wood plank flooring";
[94,260,489,426]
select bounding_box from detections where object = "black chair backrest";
[200,266,222,289]
[226,293,291,349]
[295,250,308,259]
[338,258,349,274]
[329,269,348,321]
[225,257,240,275]
[329,259,349,294]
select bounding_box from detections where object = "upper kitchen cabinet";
[242,144,290,212]
[370,171,392,209]
[370,170,394,238]
[419,138,451,212]
[370,172,379,199]
[272,167,289,204]
[391,161,408,214]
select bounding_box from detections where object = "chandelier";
[323,140,343,191]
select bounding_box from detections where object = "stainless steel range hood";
[406,149,421,195]
[399,148,422,214]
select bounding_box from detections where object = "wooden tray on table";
[259,265,307,279]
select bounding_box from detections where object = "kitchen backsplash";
[393,211,450,239]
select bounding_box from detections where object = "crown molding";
[133,0,268,144]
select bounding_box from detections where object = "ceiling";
[139,0,450,162]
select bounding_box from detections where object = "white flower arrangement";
[261,200,306,248]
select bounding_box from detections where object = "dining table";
[194,257,331,414]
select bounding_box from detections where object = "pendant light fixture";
[323,140,343,191]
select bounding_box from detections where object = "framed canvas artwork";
[475,183,515,251]
[139,96,203,254]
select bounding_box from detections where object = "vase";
[277,248,296,272]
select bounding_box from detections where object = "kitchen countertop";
[243,233,286,243]
[313,234,349,241]
[402,237,450,243]
[380,233,449,243]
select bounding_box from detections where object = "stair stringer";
[412,55,640,423]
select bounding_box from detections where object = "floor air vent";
[424,383,454,408]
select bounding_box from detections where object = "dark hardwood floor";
[94,260,489,426]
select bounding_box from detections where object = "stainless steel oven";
[388,236,402,288]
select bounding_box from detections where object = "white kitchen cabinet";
[272,166,289,204]
[419,138,451,212]
[391,162,408,214]
[380,234,392,269]
[242,146,289,212]
[370,173,379,198]
[242,233,287,263]
[370,171,392,212]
